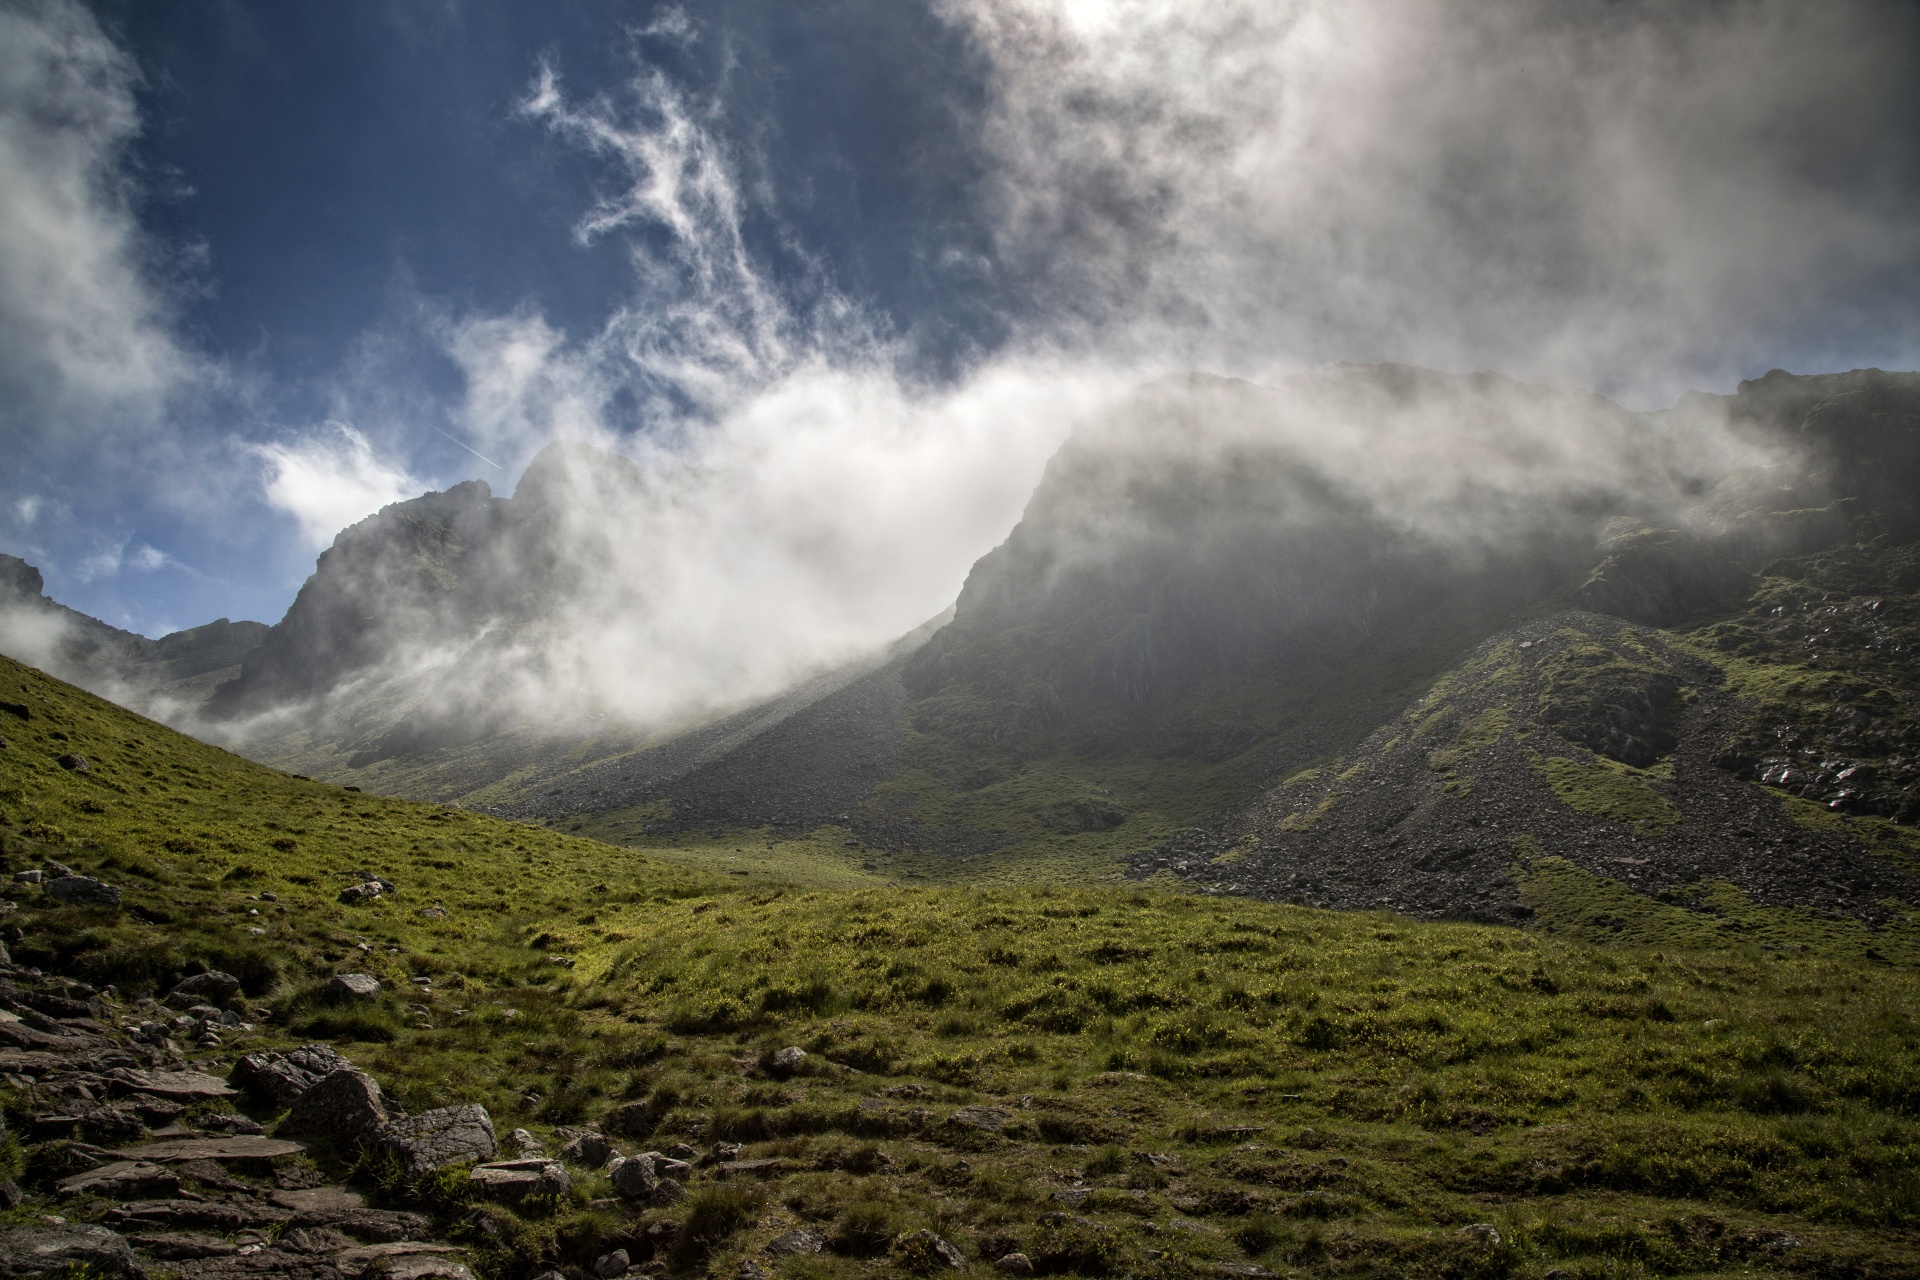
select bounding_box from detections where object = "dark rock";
[173,972,242,1002]
[893,1229,966,1271]
[57,1160,178,1199]
[278,1070,389,1146]
[231,1045,356,1108]
[606,1154,658,1201]
[712,1157,783,1180]
[0,1223,143,1277]
[556,1131,614,1169]
[128,1233,239,1260]
[54,754,88,773]
[592,1250,630,1278]
[45,876,119,908]
[467,1159,569,1201]
[374,1105,496,1175]
[995,1254,1035,1276]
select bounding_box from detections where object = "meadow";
[1,652,1916,1278]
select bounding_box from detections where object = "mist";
[3,0,1916,758]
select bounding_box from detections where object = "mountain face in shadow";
[0,555,267,716]
[6,364,1918,930]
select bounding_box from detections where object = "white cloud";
[0,0,190,423]
[253,424,424,549]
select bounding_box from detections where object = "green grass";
[1530,753,1686,827]
[3,653,1919,1278]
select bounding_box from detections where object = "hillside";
[0,554,266,719]
[2,652,1919,1279]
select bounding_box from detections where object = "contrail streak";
[436,429,502,469]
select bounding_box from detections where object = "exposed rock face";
[0,1223,145,1277]
[0,553,266,718]
[278,1070,389,1146]
[45,875,120,908]
[231,1045,356,1109]
[375,1106,497,1176]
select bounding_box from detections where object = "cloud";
[936,0,1920,402]
[0,0,191,426]
[252,424,424,549]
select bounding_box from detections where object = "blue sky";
[3,0,1918,637]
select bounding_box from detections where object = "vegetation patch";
[1530,751,1685,827]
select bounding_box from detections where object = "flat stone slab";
[270,1187,368,1214]
[113,1136,307,1162]
[57,1159,180,1199]
[337,1242,463,1264]
[112,1069,238,1100]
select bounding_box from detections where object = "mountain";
[7,364,1918,932]
[0,553,267,716]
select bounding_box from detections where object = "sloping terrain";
[3,652,1919,1279]
[0,554,266,718]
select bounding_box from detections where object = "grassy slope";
[2,653,1918,1279]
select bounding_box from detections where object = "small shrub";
[829,1202,901,1257]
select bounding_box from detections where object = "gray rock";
[45,876,119,908]
[738,1264,769,1280]
[325,973,382,1000]
[173,971,242,1001]
[593,1249,630,1278]
[10,872,39,885]
[645,1153,692,1182]
[895,1229,966,1270]
[505,1127,540,1155]
[1459,1224,1502,1247]
[468,1159,569,1201]
[374,1105,497,1176]
[54,754,88,773]
[278,1069,389,1146]
[995,1253,1035,1276]
[339,882,382,904]
[767,1045,807,1076]
[0,1223,142,1277]
[57,1160,179,1200]
[948,1105,1011,1133]
[767,1229,823,1256]
[231,1044,356,1108]
[606,1154,657,1201]
[557,1131,614,1169]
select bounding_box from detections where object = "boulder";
[593,1250,630,1278]
[231,1044,357,1108]
[893,1230,966,1271]
[468,1159,569,1201]
[606,1153,657,1201]
[948,1105,1011,1133]
[557,1131,614,1169]
[0,1223,143,1277]
[278,1069,389,1146]
[767,1046,807,1076]
[54,754,88,773]
[995,1254,1035,1276]
[339,882,383,904]
[326,973,382,1000]
[110,1069,238,1102]
[45,876,119,908]
[374,1105,497,1176]
[173,971,241,1001]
